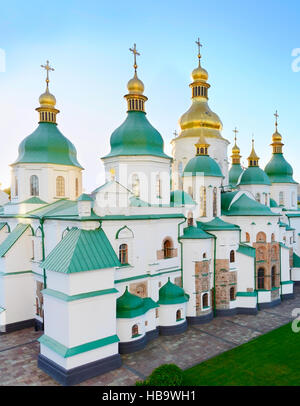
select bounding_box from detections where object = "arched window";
[119,244,128,264]
[255,193,261,203]
[257,268,265,289]
[245,232,250,243]
[203,253,207,259]
[176,309,182,321]
[132,324,139,337]
[202,293,209,308]
[75,178,79,198]
[15,177,18,197]
[230,287,235,301]
[271,233,275,242]
[163,239,173,259]
[56,176,65,197]
[213,187,217,217]
[132,174,140,197]
[271,266,276,288]
[31,240,35,260]
[156,174,161,198]
[279,191,284,206]
[200,186,206,217]
[230,250,235,263]
[256,232,266,243]
[187,211,193,227]
[30,175,39,196]
[292,192,296,207]
[188,186,193,198]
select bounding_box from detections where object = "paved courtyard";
[1,287,300,386]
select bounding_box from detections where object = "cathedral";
[0,41,299,386]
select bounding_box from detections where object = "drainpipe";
[212,234,217,318]
[279,244,282,299]
[177,217,187,288]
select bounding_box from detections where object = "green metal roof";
[41,227,120,273]
[22,197,48,205]
[0,222,8,231]
[158,278,189,305]
[270,198,279,208]
[221,192,278,216]
[197,217,240,231]
[0,224,31,258]
[237,243,256,258]
[103,111,170,159]
[180,225,213,240]
[183,155,223,178]
[170,190,196,207]
[265,153,297,184]
[238,166,271,186]
[293,253,300,268]
[77,193,93,202]
[116,287,158,318]
[129,196,151,207]
[13,122,83,169]
[228,164,244,187]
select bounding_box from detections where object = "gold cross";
[274,110,279,130]
[129,44,140,72]
[233,127,238,142]
[41,60,54,85]
[195,37,202,60]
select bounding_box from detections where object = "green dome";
[170,190,196,206]
[13,122,82,168]
[116,287,144,318]
[264,153,297,184]
[103,111,170,159]
[229,164,244,187]
[238,166,271,186]
[158,278,189,305]
[183,155,223,178]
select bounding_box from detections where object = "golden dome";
[272,130,282,143]
[39,89,56,107]
[127,72,144,95]
[191,62,208,82]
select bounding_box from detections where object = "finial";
[195,38,202,64]
[41,60,54,91]
[129,43,140,73]
[233,127,238,143]
[274,110,279,131]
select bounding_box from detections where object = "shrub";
[136,364,183,386]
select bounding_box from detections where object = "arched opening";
[132,324,139,337]
[199,186,206,217]
[30,175,39,196]
[257,268,265,289]
[75,178,79,198]
[279,191,284,206]
[245,232,250,243]
[132,174,140,197]
[176,309,182,321]
[163,239,173,259]
[156,174,161,198]
[15,177,18,197]
[256,232,266,243]
[119,244,128,265]
[56,176,65,197]
[230,287,235,301]
[255,193,261,203]
[271,266,276,288]
[202,293,209,308]
[187,211,194,227]
[230,250,235,263]
[213,187,217,217]
[271,233,275,242]
[203,252,207,259]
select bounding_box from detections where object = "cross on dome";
[129,44,140,72]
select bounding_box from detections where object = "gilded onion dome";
[264,112,297,184]
[103,44,170,159]
[177,39,224,140]
[229,128,244,187]
[13,61,82,168]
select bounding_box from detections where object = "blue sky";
[0,0,300,191]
